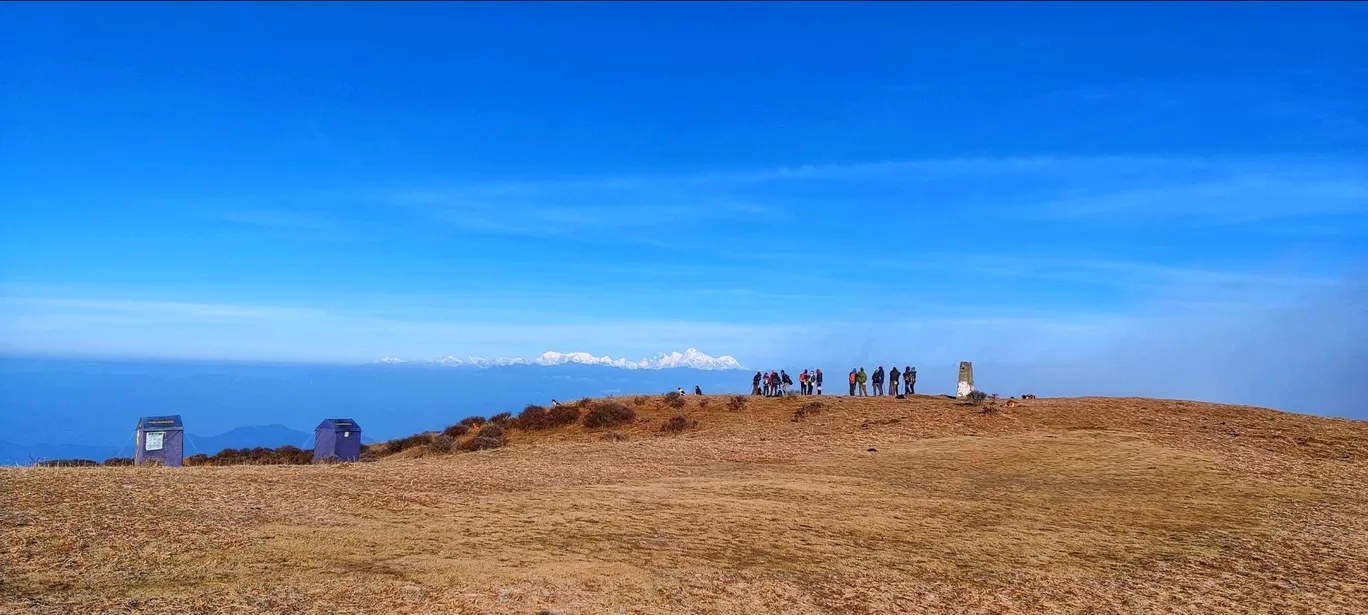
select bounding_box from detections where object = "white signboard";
[145,431,165,451]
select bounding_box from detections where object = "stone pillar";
[956,361,974,399]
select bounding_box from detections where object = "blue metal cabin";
[313,418,362,462]
[135,415,184,467]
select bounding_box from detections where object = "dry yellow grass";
[3,394,1367,614]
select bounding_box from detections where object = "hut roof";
[137,415,183,430]
[315,418,362,432]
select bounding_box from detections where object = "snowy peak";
[375,349,744,371]
[648,348,744,370]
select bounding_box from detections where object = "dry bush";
[184,454,210,466]
[460,424,507,451]
[442,423,471,438]
[102,457,134,467]
[514,403,583,430]
[601,431,629,442]
[358,448,379,463]
[632,395,649,406]
[459,416,486,428]
[698,398,710,409]
[428,434,455,454]
[792,400,824,422]
[489,412,513,427]
[660,415,698,433]
[966,390,989,406]
[727,395,748,412]
[663,391,687,409]
[387,433,435,454]
[34,459,99,468]
[583,401,637,429]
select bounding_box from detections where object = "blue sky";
[1,2,1365,384]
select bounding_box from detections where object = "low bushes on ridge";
[582,401,637,429]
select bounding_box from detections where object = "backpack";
[849,372,856,384]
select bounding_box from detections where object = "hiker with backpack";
[889,366,900,396]
[857,368,868,396]
[752,371,762,395]
[799,370,809,395]
[905,366,915,395]
[770,370,780,396]
[848,369,857,395]
[815,369,823,395]
[872,366,884,396]
[780,370,792,396]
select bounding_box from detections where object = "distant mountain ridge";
[0,356,755,465]
[0,424,319,465]
[376,347,744,370]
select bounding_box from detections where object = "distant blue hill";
[0,424,320,465]
[0,356,750,465]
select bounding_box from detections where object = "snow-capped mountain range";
[375,348,744,371]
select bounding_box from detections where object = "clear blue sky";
[1,2,1365,377]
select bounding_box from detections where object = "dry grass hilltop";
[3,394,1367,614]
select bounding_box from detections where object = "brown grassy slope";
[2,394,1367,615]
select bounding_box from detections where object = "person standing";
[906,366,916,395]
[815,368,823,396]
[752,371,762,396]
[799,370,809,395]
[848,369,857,396]
[780,370,792,396]
[770,370,780,397]
[871,366,884,396]
[856,368,868,396]
[889,366,900,396]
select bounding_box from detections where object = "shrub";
[102,457,134,467]
[489,412,513,427]
[442,423,471,438]
[387,433,435,454]
[518,403,582,430]
[546,404,582,427]
[601,431,629,442]
[35,459,99,467]
[697,398,710,409]
[428,434,455,454]
[459,416,486,428]
[632,395,649,406]
[727,395,748,412]
[459,424,507,452]
[582,401,637,429]
[663,391,686,409]
[791,401,824,422]
[359,449,380,463]
[966,390,989,406]
[660,415,698,433]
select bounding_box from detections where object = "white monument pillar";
[956,361,974,399]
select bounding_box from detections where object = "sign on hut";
[313,418,363,462]
[135,415,184,467]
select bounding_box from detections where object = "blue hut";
[313,419,362,462]
[135,415,184,467]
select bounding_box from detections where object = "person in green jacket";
[856,368,868,397]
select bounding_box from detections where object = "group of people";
[748,366,919,398]
[847,366,916,397]
[751,369,824,397]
